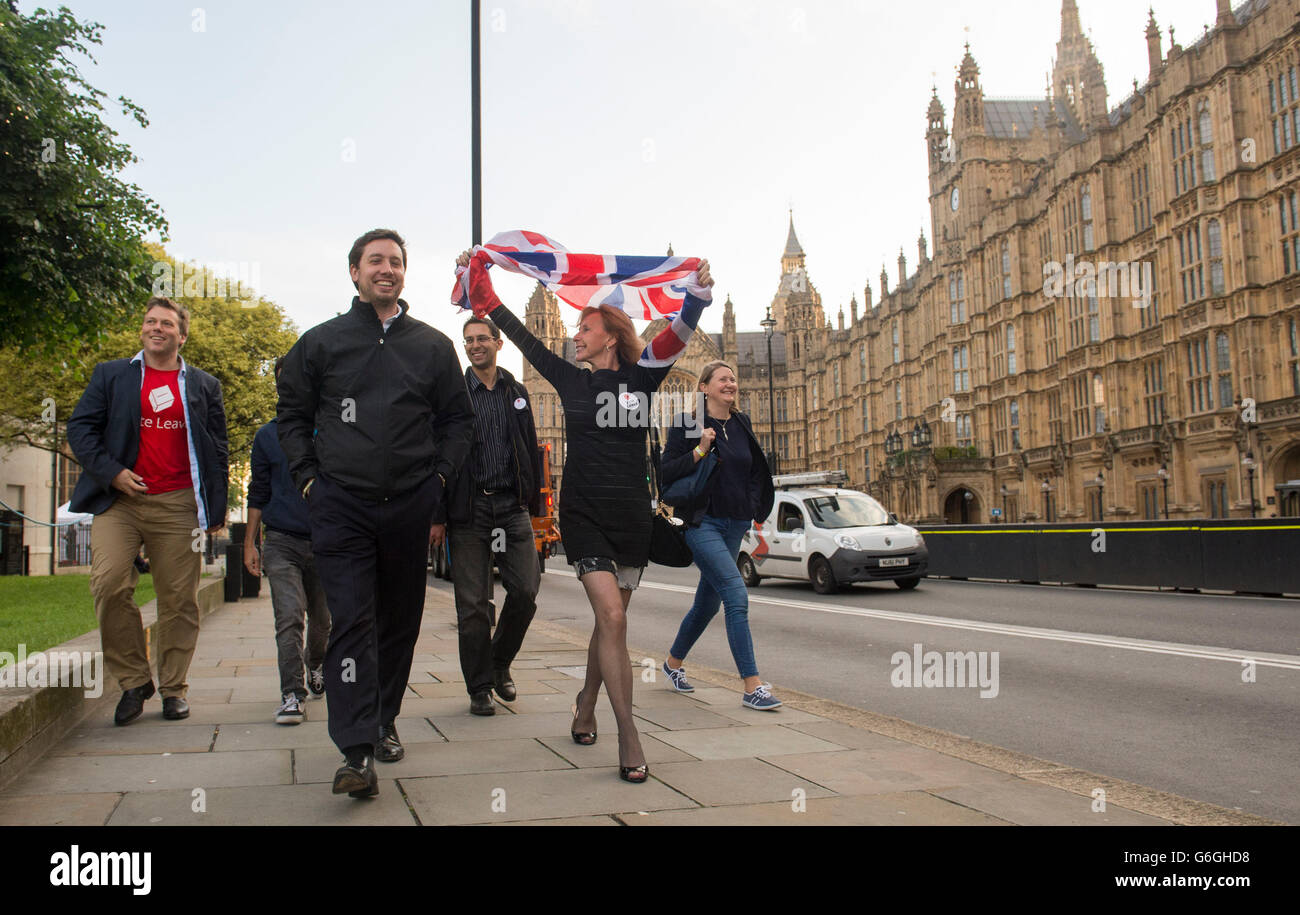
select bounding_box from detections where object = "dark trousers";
[263,530,331,699]
[449,490,540,695]
[308,473,436,752]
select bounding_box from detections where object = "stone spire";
[1053,0,1108,132]
[781,210,805,274]
[953,43,985,139]
[1146,8,1162,77]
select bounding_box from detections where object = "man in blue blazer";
[67,297,228,726]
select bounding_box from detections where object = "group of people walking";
[67,228,781,798]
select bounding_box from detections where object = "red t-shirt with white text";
[133,365,192,494]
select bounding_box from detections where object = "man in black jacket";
[442,315,541,716]
[67,297,228,726]
[277,229,474,798]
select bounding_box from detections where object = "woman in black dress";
[458,250,712,781]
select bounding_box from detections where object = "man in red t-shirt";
[67,297,228,726]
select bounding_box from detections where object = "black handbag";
[648,427,694,567]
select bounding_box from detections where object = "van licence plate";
[879,557,908,568]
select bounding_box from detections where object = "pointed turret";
[918,229,928,265]
[722,293,736,362]
[926,86,950,167]
[850,293,858,324]
[781,211,805,274]
[1053,0,1108,132]
[953,43,985,140]
[1146,8,1162,76]
[897,248,907,287]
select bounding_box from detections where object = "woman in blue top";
[659,361,777,709]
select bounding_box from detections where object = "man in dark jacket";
[67,297,228,726]
[277,228,474,798]
[442,315,541,716]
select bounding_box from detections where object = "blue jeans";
[669,516,758,679]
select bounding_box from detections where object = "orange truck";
[430,442,560,579]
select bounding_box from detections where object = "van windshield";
[803,494,889,529]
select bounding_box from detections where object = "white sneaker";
[275,692,305,725]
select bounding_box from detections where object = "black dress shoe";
[162,697,189,720]
[114,682,155,726]
[470,690,496,716]
[376,721,404,762]
[493,669,517,702]
[332,755,378,798]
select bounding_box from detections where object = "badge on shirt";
[513,396,527,410]
[619,391,640,411]
[148,385,175,413]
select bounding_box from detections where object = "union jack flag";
[451,230,712,369]
[451,230,711,319]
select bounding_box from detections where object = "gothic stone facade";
[525,0,1300,525]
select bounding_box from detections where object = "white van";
[737,471,928,593]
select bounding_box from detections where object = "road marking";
[548,569,1300,670]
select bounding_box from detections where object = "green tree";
[0,250,300,514]
[0,3,168,348]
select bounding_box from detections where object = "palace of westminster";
[521,0,1300,525]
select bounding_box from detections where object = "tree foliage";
[0,248,301,511]
[0,4,168,348]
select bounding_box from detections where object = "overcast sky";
[27,0,1231,375]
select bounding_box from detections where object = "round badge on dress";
[619,391,640,410]
[513,397,527,410]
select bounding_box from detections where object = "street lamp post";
[761,307,777,474]
[1095,471,1105,522]
[1157,464,1169,520]
[1243,452,1257,519]
[1000,484,1008,521]
[1041,480,1053,522]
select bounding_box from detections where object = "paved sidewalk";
[0,584,1271,826]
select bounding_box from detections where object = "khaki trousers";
[90,488,202,698]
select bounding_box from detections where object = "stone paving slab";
[620,792,1013,826]
[487,814,621,826]
[759,746,1013,795]
[211,717,441,752]
[294,737,572,784]
[930,777,1173,826]
[784,719,919,751]
[107,783,416,826]
[3,749,292,795]
[630,705,751,731]
[535,732,698,769]
[52,722,217,757]
[648,757,838,808]
[651,724,849,760]
[398,767,698,825]
[428,710,663,742]
[0,792,122,826]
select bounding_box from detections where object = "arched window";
[1207,218,1225,295]
[1215,331,1233,408]
[1007,324,1017,375]
[1001,241,1012,299]
[1198,100,1216,182]
[1080,184,1094,251]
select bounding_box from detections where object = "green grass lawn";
[0,574,155,660]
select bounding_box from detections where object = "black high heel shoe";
[571,690,597,746]
[618,748,649,783]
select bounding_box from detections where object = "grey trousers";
[263,530,331,699]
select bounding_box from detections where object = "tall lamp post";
[1242,452,1257,518]
[1095,471,1105,522]
[1000,484,1008,521]
[761,307,777,474]
[1157,464,1170,520]
[1041,480,1053,522]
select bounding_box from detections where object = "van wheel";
[895,576,921,591]
[738,553,760,587]
[810,556,838,594]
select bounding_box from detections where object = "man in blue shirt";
[245,358,330,725]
